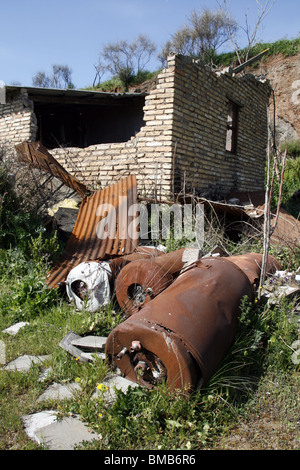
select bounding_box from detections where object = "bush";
[270,155,300,218]
[280,139,300,158]
[0,167,43,250]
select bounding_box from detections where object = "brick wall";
[0,89,37,147]
[50,66,175,199]
[0,55,271,201]
[169,55,271,198]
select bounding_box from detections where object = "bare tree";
[32,71,51,88]
[159,8,237,67]
[92,61,108,87]
[32,64,74,89]
[51,65,74,89]
[97,35,156,90]
[219,0,276,64]
[131,34,156,73]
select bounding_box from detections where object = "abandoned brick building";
[0,54,271,200]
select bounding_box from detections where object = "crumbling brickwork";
[0,55,271,200]
[0,89,37,146]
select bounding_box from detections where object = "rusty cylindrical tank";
[226,252,282,287]
[106,257,253,391]
[105,253,281,392]
[115,247,201,315]
[115,250,281,316]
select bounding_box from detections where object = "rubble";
[261,268,300,306]
[59,330,107,363]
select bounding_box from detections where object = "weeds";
[0,168,299,450]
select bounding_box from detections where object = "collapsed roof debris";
[222,190,300,249]
[15,141,88,197]
[105,253,281,392]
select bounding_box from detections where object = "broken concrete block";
[60,331,107,362]
[59,331,89,363]
[262,285,300,304]
[80,352,106,361]
[70,335,107,351]
[2,355,50,372]
[37,382,81,402]
[22,411,99,450]
[2,321,30,335]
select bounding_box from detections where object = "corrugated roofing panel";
[47,175,138,287]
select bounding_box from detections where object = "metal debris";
[115,247,202,316]
[64,246,164,311]
[47,175,139,288]
[15,141,88,197]
[105,253,281,392]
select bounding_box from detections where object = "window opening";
[226,100,239,154]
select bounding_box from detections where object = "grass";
[0,164,299,451]
[214,35,300,68]
[0,227,299,450]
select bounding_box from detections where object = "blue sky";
[0,0,299,88]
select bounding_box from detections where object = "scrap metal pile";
[5,148,277,394]
[105,251,281,391]
[14,145,296,393]
[43,175,282,392]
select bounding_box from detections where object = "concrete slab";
[37,382,81,402]
[2,355,50,372]
[70,335,107,350]
[22,410,58,444]
[0,340,5,365]
[22,411,99,450]
[81,351,106,361]
[2,321,30,335]
[92,374,139,405]
[59,331,89,363]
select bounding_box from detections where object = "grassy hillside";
[214,35,300,68]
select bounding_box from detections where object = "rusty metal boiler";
[106,256,257,391]
[115,247,201,316]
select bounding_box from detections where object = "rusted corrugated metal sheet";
[15,141,88,197]
[47,175,138,288]
[105,253,281,392]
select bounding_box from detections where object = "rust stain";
[15,141,88,197]
[47,175,139,288]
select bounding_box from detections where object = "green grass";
[0,229,299,450]
[0,160,299,450]
[214,35,300,67]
